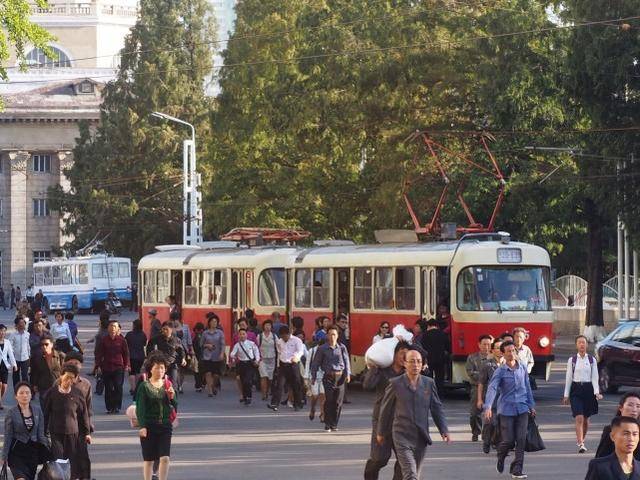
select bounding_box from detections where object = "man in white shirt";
[230,328,261,405]
[268,325,305,412]
[9,316,30,387]
[562,335,602,454]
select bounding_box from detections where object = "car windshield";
[457,266,551,312]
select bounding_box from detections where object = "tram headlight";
[538,336,550,348]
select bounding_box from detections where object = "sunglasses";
[41,342,52,347]
[381,325,390,329]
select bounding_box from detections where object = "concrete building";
[0,0,137,296]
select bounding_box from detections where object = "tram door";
[334,268,350,320]
[422,267,437,320]
[231,269,251,322]
[171,270,183,307]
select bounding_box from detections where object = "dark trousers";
[322,374,345,429]
[194,369,204,389]
[237,361,256,400]
[13,360,29,389]
[167,364,179,390]
[482,410,498,450]
[103,369,124,412]
[469,385,482,436]
[271,363,302,408]
[429,363,445,393]
[363,420,402,480]
[394,432,428,480]
[497,412,529,475]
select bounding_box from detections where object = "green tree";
[49,0,216,260]
[0,0,54,107]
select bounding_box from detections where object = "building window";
[33,251,51,263]
[26,46,72,68]
[33,199,50,217]
[32,154,51,173]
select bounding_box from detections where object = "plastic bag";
[126,404,138,428]
[365,325,414,368]
[37,459,70,480]
[524,415,545,452]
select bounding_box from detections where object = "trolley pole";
[151,112,203,245]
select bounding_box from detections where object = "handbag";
[37,459,71,480]
[1,462,8,480]
[95,374,104,395]
[524,415,546,452]
[163,378,178,427]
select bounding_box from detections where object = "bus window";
[295,269,311,308]
[107,263,117,279]
[53,266,62,285]
[395,267,416,310]
[62,265,72,285]
[313,268,330,308]
[457,266,551,312]
[258,268,285,306]
[78,264,89,285]
[353,268,372,309]
[92,264,105,279]
[143,271,156,303]
[184,271,198,305]
[118,262,130,279]
[374,268,394,310]
[157,270,170,303]
[43,266,52,286]
[34,267,44,287]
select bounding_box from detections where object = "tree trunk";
[585,197,604,327]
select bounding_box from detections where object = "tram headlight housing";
[538,336,550,348]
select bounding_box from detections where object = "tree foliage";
[49,0,216,260]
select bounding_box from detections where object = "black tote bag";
[524,415,546,452]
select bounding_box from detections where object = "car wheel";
[599,366,619,394]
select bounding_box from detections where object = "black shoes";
[472,434,479,442]
[267,404,279,412]
[497,457,505,474]
[482,443,490,454]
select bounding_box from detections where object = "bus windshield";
[457,266,550,312]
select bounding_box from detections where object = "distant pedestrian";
[26,285,35,306]
[136,353,177,480]
[0,287,6,310]
[173,314,193,394]
[585,416,640,480]
[257,320,277,401]
[165,295,180,318]
[465,334,493,442]
[311,326,350,432]
[483,341,535,480]
[192,322,205,392]
[65,312,80,351]
[312,316,330,343]
[9,316,30,388]
[372,321,393,344]
[230,329,260,405]
[271,311,285,339]
[304,339,326,422]
[146,322,185,390]
[10,285,16,309]
[420,319,450,392]
[513,327,535,389]
[95,320,130,413]
[42,363,91,480]
[200,314,225,397]
[595,392,640,460]
[376,348,451,480]
[28,319,46,360]
[436,304,452,336]
[562,334,602,454]
[0,324,17,409]
[126,319,147,396]
[363,341,409,480]
[2,382,50,480]
[268,326,304,412]
[477,338,504,454]
[148,309,161,339]
[15,286,22,305]
[50,311,73,353]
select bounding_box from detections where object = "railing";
[32,2,137,17]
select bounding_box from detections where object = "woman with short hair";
[126,319,148,395]
[2,382,50,480]
[372,321,393,344]
[136,353,177,480]
[200,314,225,397]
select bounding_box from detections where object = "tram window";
[78,264,89,284]
[52,266,62,285]
[118,262,130,278]
[354,268,373,309]
[313,268,330,308]
[295,269,312,308]
[457,266,551,312]
[157,270,170,303]
[43,266,52,286]
[62,265,72,285]
[395,267,416,310]
[199,269,227,305]
[143,270,156,303]
[374,268,394,310]
[184,271,198,305]
[92,264,105,279]
[258,268,286,306]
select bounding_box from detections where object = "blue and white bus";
[33,254,132,312]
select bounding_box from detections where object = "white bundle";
[365,324,414,368]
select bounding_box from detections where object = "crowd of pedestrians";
[0,297,638,480]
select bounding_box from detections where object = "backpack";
[571,354,594,375]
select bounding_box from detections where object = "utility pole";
[151,112,203,246]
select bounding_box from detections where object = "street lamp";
[151,111,203,245]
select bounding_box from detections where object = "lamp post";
[151,112,202,245]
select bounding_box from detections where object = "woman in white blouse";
[562,335,603,454]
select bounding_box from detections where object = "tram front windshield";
[457,266,550,311]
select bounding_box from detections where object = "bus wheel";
[72,296,79,314]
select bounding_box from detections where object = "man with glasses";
[30,334,65,403]
[377,347,451,479]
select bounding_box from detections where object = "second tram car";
[137,233,554,385]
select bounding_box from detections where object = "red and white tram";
[137,233,554,385]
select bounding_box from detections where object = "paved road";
[0,309,631,480]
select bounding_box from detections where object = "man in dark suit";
[377,347,451,480]
[586,416,640,480]
[419,319,449,393]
